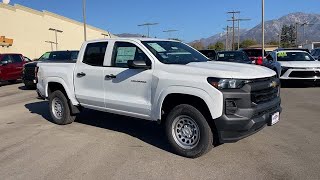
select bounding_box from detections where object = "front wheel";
[49,90,75,125]
[165,104,214,158]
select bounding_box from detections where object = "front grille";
[251,87,278,104]
[24,67,35,78]
[289,70,320,78]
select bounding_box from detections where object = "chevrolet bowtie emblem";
[270,81,277,88]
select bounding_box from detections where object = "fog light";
[225,99,237,115]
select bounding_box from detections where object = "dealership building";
[0,3,114,59]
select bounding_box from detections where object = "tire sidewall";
[165,104,213,158]
[49,91,71,125]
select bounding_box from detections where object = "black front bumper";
[215,78,282,143]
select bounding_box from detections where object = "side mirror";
[0,60,9,66]
[127,60,151,69]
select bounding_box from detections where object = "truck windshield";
[277,51,315,61]
[142,41,208,64]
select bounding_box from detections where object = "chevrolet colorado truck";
[37,38,282,158]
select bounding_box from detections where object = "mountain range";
[190,12,320,47]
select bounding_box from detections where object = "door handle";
[105,74,116,79]
[77,72,86,77]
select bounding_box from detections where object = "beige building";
[0,3,114,59]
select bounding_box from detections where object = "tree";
[240,39,257,48]
[214,41,225,51]
[190,41,204,50]
[267,41,279,45]
[280,25,296,48]
[207,43,215,50]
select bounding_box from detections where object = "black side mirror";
[127,60,151,69]
[0,60,9,66]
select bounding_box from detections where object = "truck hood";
[278,61,320,68]
[163,61,276,79]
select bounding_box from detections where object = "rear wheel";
[49,90,75,125]
[165,104,214,158]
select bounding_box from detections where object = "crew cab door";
[74,42,108,108]
[0,55,14,80]
[10,54,24,79]
[103,41,153,119]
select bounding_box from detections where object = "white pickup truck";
[37,38,282,158]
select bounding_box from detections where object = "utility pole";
[82,0,87,41]
[227,11,240,50]
[48,28,63,50]
[163,29,178,39]
[45,41,57,51]
[300,23,315,45]
[138,23,159,38]
[223,26,232,50]
[262,0,265,58]
[230,18,251,50]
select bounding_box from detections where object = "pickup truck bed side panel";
[37,63,79,105]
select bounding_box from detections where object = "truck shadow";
[24,101,171,153]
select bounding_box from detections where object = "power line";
[138,23,159,38]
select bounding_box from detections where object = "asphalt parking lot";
[0,82,320,180]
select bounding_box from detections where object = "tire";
[165,104,214,158]
[8,80,17,84]
[49,90,75,125]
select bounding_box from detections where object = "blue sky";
[6,0,320,42]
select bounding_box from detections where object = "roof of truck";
[85,37,179,44]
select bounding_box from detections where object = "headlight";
[207,77,247,89]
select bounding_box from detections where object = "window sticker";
[219,54,225,58]
[147,43,166,52]
[171,47,178,50]
[305,56,310,60]
[116,47,136,63]
[277,52,287,57]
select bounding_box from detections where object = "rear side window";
[83,42,108,66]
[11,55,23,63]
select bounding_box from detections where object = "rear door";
[0,55,15,80]
[103,41,153,118]
[74,42,108,109]
[10,54,24,79]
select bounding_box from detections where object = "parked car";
[216,51,252,64]
[241,48,267,64]
[310,48,320,60]
[267,50,320,82]
[275,48,310,53]
[199,50,217,60]
[241,49,282,77]
[37,38,281,158]
[0,53,27,85]
[23,50,79,89]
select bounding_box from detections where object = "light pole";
[138,23,159,38]
[82,0,87,41]
[262,0,265,58]
[48,28,63,50]
[163,29,178,39]
[45,41,57,51]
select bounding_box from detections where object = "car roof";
[275,50,308,53]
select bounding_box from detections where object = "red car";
[0,53,26,84]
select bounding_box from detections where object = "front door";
[74,42,108,109]
[10,54,24,80]
[103,41,153,118]
[0,55,14,81]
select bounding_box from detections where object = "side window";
[112,42,150,68]
[83,42,108,66]
[266,54,273,61]
[2,55,12,63]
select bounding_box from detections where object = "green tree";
[280,25,296,48]
[267,41,279,45]
[207,43,215,50]
[240,39,257,48]
[214,41,225,51]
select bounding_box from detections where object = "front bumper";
[214,78,282,143]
